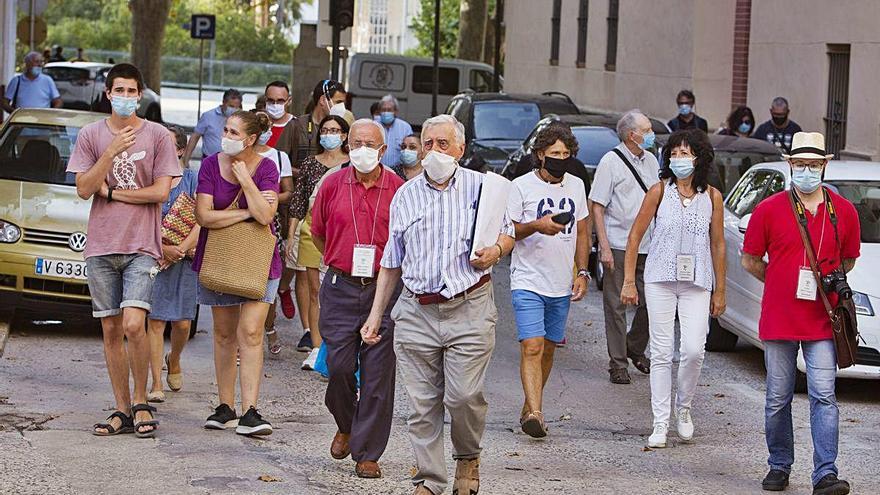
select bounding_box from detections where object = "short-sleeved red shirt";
[311,166,404,275]
[742,189,861,341]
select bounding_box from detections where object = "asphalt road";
[1,260,878,494]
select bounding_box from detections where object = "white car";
[707,160,880,384]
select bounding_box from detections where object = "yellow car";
[0,108,104,318]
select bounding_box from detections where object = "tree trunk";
[130,0,172,94]
[457,0,488,61]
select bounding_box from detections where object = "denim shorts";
[198,278,280,306]
[511,289,572,343]
[85,253,158,318]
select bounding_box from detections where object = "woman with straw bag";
[192,111,281,437]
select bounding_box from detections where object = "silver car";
[708,161,880,386]
[43,62,162,122]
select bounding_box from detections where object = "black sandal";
[131,403,159,438]
[631,356,651,375]
[93,410,134,436]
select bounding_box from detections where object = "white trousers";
[645,281,711,426]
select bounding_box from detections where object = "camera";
[821,270,852,300]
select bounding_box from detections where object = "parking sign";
[191,14,216,40]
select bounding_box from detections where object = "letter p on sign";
[191,14,216,40]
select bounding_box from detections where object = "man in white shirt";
[589,110,659,385]
[507,123,589,438]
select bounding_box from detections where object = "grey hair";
[616,109,647,141]
[350,118,386,144]
[380,94,399,110]
[421,114,466,144]
[771,96,790,109]
[24,51,41,64]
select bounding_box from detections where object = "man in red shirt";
[310,119,404,479]
[742,132,860,495]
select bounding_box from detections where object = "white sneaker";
[677,408,694,442]
[301,347,319,371]
[648,423,668,448]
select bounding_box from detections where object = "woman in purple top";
[193,111,281,436]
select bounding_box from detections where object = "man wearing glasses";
[362,114,515,495]
[742,132,859,495]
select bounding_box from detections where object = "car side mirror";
[738,213,752,234]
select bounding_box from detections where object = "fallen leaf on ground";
[560,413,572,421]
[642,446,653,452]
[506,451,521,457]
[714,393,725,398]
[258,475,281,483]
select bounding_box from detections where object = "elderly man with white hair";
[375,94,413,169]
[2,51,62,113]
[589,109,659,385]
[309,118,405,479]
[362,114,515,495]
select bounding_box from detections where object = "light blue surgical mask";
[111,95,138,117]
[258,129,273,145]
[791,167,822,194]
[223,105,238,117]
[29,66,42,77]
[637,131,656,150]
[320,134,343,150]
[380,111,395,125]
[669,157,695,179]
[678,104,692,116]
[400,149,419,167]
[738,122,752,134]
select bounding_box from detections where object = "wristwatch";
[577,268,591,280]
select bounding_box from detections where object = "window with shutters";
[825,44,850,157]
[605,0,619,71]
[576,0,589,68]
[550,0,562,66]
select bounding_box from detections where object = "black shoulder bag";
[611,148,649,193]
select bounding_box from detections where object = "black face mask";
[772,115,787,126]
[543,156,570,179]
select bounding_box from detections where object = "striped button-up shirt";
[381,167,514,298]
[379,117,413,168]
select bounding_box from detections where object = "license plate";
[35,258,88,281]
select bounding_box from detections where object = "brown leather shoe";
[609,367,632,384]
[355,460,382,478]
[330,431,351,459]
[452,457,480,495]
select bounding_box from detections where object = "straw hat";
[782,132,834,160]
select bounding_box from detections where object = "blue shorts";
[511,289,571,343]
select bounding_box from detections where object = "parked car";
[446,92,581,173]
[709,160,880,385]
[347,53,499,129]
[43,62,163,122]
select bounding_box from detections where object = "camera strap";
[788,188,836,320]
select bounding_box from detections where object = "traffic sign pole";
[331,23,340,80]
[197,39,204,120]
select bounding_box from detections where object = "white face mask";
[221,136,247,156]
[266,103,285,119]
[421,150,458,183]
[329,102,347,118]
[349,146,380,174]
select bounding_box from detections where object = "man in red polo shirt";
[742,132,859,495]
[310,118,404,480]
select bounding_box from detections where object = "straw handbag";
[199,190,276,299]
[161,193,197,246]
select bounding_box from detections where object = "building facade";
[504,0,880,160]
[353,0,421,54]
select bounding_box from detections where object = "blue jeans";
[764,339,839,486]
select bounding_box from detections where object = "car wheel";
[794,370,807,394]
[705,317,738,352]
[145,104,162,123]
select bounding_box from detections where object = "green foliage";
[408,0,460,59]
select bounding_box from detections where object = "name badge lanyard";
[675,184,697,282]
[792,189,832,300]
[348,168,386,277]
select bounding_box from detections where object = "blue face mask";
[738,122,752,134]
[400,149,419,166]
[380,111,395,125]
[223,105,238,117]
[791,167,822,194]
[669,157,695,179]
[111,95,138,117]
[320,134,343,150]
[678,104,692,116]
[637,131,656,150]
[29,66,42,77]
[258,129,273,145]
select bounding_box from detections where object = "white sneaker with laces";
[677,408,694,441]
[648,423,668,448]
[301,347,319,371]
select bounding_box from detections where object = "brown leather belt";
[414,274,491,305]
[327,266,375,286]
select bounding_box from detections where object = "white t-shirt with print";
[259,147,292,182]
[507,171,589,297]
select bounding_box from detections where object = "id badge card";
[351,244,377,278]
[796,266,818,301]
[676,255,695,282]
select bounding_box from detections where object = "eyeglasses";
[423,139,451,151]
[265,98,287,105]
[790,161,824,173]
[350,140,379,148]
[320,128,343,135]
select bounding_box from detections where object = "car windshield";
[825,181,880,243]
[0,123,81,186]
[473,102,541,141]
[572,127,620,166]
[713,150,781,195]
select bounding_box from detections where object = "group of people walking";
[67,62,858,495]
